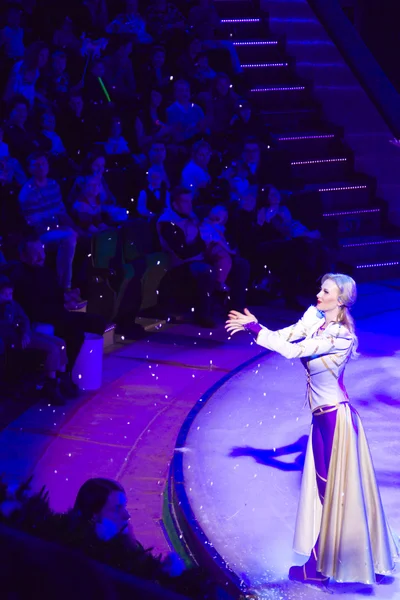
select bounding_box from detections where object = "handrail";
[307,0,400,139]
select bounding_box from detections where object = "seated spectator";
[18,152,79,295]
[140,46,172,93]
[0,275,67,405]
[0,5,25,61]
[147,141,171,186]
[69,151,127,224]
[37,50,70,105]
[4,41,50,107]
[106,0,153,43]
[137,166,170,217]
[181,140,212,198]
[146,0,186,41]
[199,205,235,291]
[104,35,136,101]
[140,88,171,142]
[192,52,216,91]
[208,73,240,137]
[83,59,113,107]
[59,93,96,157]
[4,96,52,164]
[72,176,110,234]
[79,0,109,36]
[228,138,272,192]
[228,101,265,147]
[188,0,242,74]
[103,116,131,156]
[9,237,107,390]
[53,16,81,54]
[178,37,203,79]
[166,79,207,143]
[0,124,27,186]
[40,112,67,156]
[157,187,249,326]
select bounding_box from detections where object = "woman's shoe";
[289,564,329,588]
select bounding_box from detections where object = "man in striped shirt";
[18,152,78,293]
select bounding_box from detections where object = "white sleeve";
[256,324,353,359]
[268,306,322,343]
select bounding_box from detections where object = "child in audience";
[72,176,109,234]
[137,166,170,217]
[200,205,235,292]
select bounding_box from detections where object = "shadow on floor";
[229,435,308,471]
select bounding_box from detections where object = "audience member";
[181,140,212,198]
[146,0,186,41]
[4,96,51,164]
[188,0,242,74]
[104,36,136,101]
[166,79,207,143]
[0,275,67,405]
[4,41,49,107]
[228,101,265,148]
[178,37,203,79]
[103,116,131,156]
[208,73,240,136]
[59,93,96,157]
[199,205,234,291]
[52,16,81,53]
[157,187,249,326]
[68,151,127,224]
[40,112,67,156]
[140,88,171,142]
[192,52,216,91]
[140,45,172,92]
[106,0,153,43]
[137,166,170,217]
[18,152,79,294]
[0,6,25,61]
[147,141,171,185]
[37,50,70,104]
[9,237,107,389]
[72,176,110,234]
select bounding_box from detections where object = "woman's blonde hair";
[321,272,359,357]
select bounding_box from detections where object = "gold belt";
[312,401,349,416]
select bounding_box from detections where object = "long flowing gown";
[253,306,399,583]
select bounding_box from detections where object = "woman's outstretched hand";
[225,308,257,335]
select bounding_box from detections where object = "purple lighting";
[291,157,347,166]
[221,18,260,23]
[323,208,380,217]
[278,134,335,141]
[242,62,288,68]
[356,261,400,269]
[318,184,368,192]
[251,86,305,92]
[234,40,278,46]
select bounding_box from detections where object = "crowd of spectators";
[0,0,333,404]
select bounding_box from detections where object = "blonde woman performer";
[226,273,399,586]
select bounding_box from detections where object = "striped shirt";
[18,178,67,234]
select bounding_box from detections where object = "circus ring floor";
[169,284,400,600]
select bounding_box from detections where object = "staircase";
[215,0,400,282]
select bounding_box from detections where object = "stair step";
[291,156,352,182]
[220,19,268,39]
[303,180,374,210]
[353,262,400,283]
[241,60,295,85]
[286,40,340,63]
[339,237,400,263]
[249,84,311,109]
[234,40,287,62]
[261,107,321,130]
[215,1,259,19]
[323,207,382,236]
[273,131,341,158]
